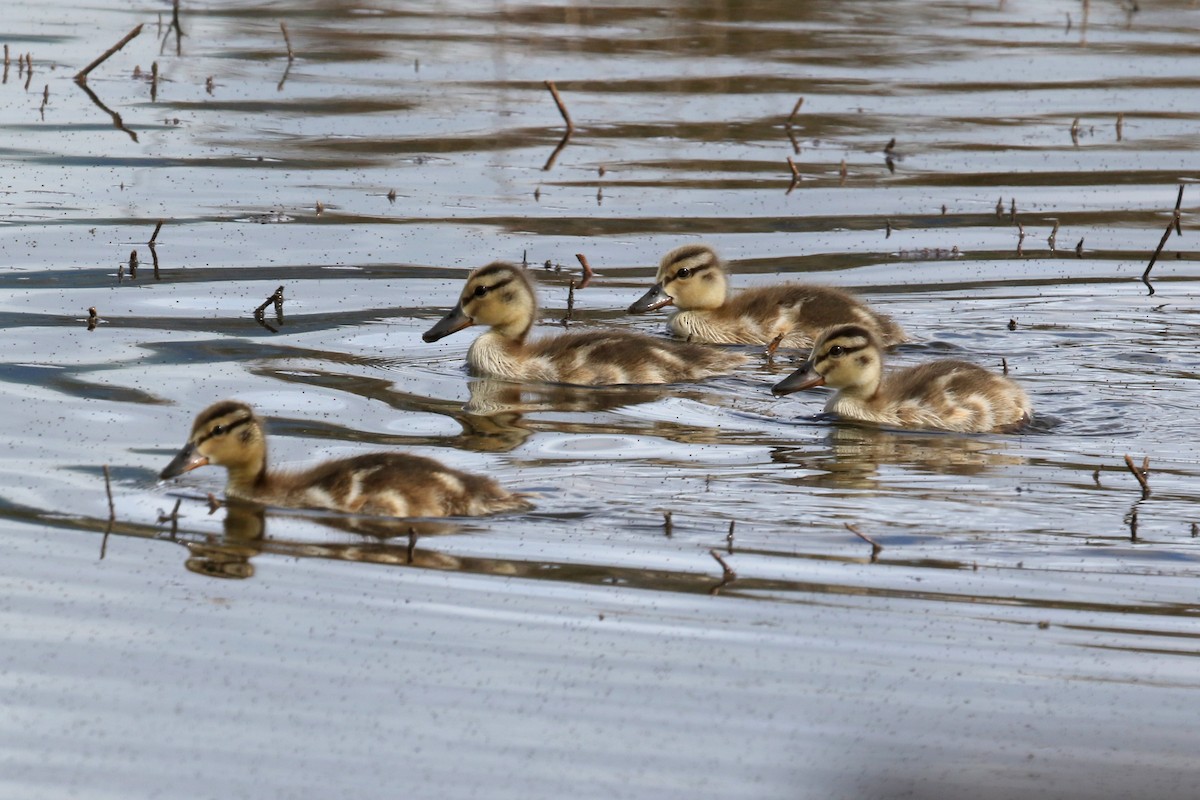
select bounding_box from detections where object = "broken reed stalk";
[1143,184,1185,284]
[726,520,735,554]
[75,24,144,84]
[149,220,164,244]
[845,522,882,562]
[407,526,418,562]
[709,549,736,581]
[561,279,576,327]
[786,157,800,194]
[785,96,804,127]
[254,286,285,317]
[279,22,295,62]
[1123,454,1151,499]
[574,253,595,289]
[103,464,116,521]
[544,80,574,133]
[765,332,785,359]
[1048,219,1059,251]
[129,249,138,279]
[663,510,673,537]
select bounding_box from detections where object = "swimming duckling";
[423,261,747,386]
[628,244,906,348]
[772,324,1031,433]
[160,400,532,517]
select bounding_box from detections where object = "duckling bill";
[161,401,532,517]
[772,324,1031,433]
[423,261,747,386]
[629,244,907,349]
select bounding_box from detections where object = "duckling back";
[271,453,533,517]
[866,361,1031,433]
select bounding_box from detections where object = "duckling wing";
[293,453,529,518]
[724,285,904,346]
[529,329,746,385]
[885,361,1030,432]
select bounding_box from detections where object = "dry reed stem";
[149,220,163,244]
[786,96,804,127]
[1123,453,1151,499]
[1143,185,1185,288]
[76,24,143,83]
[544,80,574,132]
[845,522,882,562]
[280,22,295,62]
[663,510,673,537]
[574,253,595,289]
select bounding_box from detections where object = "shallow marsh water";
[2,1,1200,798]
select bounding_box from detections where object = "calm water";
[3,1,1200,798]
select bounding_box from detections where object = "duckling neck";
[224,452,270,497]
[467,330,535,380]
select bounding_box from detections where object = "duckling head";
[161,400,267,487]
[628,244,727,314]
[424,262,536,343]
[772,324,883,397]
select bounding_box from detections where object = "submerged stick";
[76,24,144,84]
[1143,185,1185,288]
[845,522,882,562]
[574,253,595,289]
[1123,453,1151,499]
[663,510,673,538]
[544,80,574,133]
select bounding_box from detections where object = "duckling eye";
[676,268,691,279]
[828,345,846,358]
[212,424,227,435]
[473,285,489,298]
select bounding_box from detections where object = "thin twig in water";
[560,279,576,327]
[254,286,285,332]
[765,333,785,361]
[845,522,882,562]
[1143,185,1185,292]
[663,510,673,538]
[574,253,595,289]
[75,24,143,84]
[280,22,295,62]
[708,549,737,596]
[1048,219,1059,251]
[726,520,735,554]
[1075,237,1084,257]
[1123,453,1151,499]
[1001,357,1008,375]
[100,464,116,558]
[149,220,164,244]
[786,96,804,127]
[1116,112,1124,141]
[206,493,222,513]
[129,249,138,279]
[544,80,574,133]
[407,526,418,563]
[886,218,892,238]
[786,157,801,194]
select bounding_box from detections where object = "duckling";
[628,244,907,349]
[772,324,1031,433]
[160,400,533,517]
[422,261,747,386]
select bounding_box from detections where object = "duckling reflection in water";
[160,400,533,517]
[773,324,1031,433]
[628,244,907,349]
[423,261,747,386]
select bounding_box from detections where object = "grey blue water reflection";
[3,1,1200,798]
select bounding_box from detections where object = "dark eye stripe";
[465,277,513,302]
[664,264,710,285]
[198,415,252,445]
